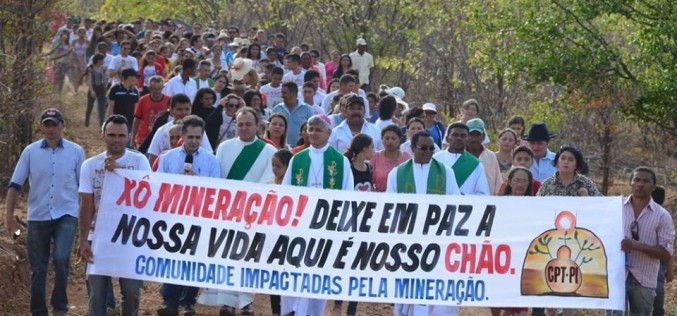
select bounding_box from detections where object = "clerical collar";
[238,137,258,145]
[310,143,329,154]
[413,160,430,167]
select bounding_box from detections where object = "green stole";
[290,146,344,189]
[226,138,266,180]
[451,151,480,186]
[396,159,447,194]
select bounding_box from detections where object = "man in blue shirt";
[523,122,558,182]
[6,108,85,316]
[271,82,314,146]
[155,115,219,316]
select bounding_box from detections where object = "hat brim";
[41,117,63,123]
[522,133,557,141]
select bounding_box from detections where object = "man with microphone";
[155,115,220,316]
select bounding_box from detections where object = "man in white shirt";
[107,41,139,86]
[348,38,374,92]
[433,122,490,196]
[259,67,284,109]
[281,115,353,316]
[147,94,211,166]
[78,114,151,316]
[281,54,306,88]
[389,131,461,316]
[328,94,382,152]
[321,74,370,118]
[200,108,277,316]
[163,59,198,102]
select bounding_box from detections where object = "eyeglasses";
[415,145,436,152]
[630,220,639,240]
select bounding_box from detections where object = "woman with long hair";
[191,88,218,122]
[344,133,375,192]
[331,54,352,79]
[137,50,164,95]
[291,122,309,154]
[324,49,341,84]
[86,26,103,58]
[247,43,264,71]
[243,89,268,120]
[264,113,289,150]
[495,128,518,175]
[371,125,411,192]
[212,74,230,105]
[51,29,75,94]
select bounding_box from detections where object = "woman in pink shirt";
[371,125,411,192]
[324,49,340,85]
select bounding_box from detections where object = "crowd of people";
[6,15,675,316]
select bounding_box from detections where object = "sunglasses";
[630,220,639,241]
[416,145,436,152]
[227,102,240,108]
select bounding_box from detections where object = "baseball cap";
[422,103,437,113]
[344,94,365,107]
[40,108,64,123]
[356,38,367,46]
[385,87,405,99]
[467,118,486,135]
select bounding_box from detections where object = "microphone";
[184,154,193,174]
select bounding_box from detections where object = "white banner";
[89,169,625,310]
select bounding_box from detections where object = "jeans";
[161,283,199,309]
[652,261,667,316]
[606,273,656,316]
[88,275,142,316]
[85,85,106,127]
[27,215,77,316]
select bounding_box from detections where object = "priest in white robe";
[387,131,461,316]
[281,114,354,316]
[433,122,490,196]
[198,107,277,315]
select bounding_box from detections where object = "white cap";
[385,86,405,99]
[422,103,437,113]
[356,38,367,46]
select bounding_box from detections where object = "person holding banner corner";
[78,114,151,316]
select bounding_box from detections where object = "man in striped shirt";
[606,167,675,316]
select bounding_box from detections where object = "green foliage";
[469,0,677,134]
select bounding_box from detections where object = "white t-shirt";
[107,55,139,86]
[282,70,306,88]
[259,83,283,109]
[142,65,157,87]
[79,150,151,239]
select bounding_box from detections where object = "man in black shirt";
[107,68,139,129]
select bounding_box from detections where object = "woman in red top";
[371,125,411,192]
